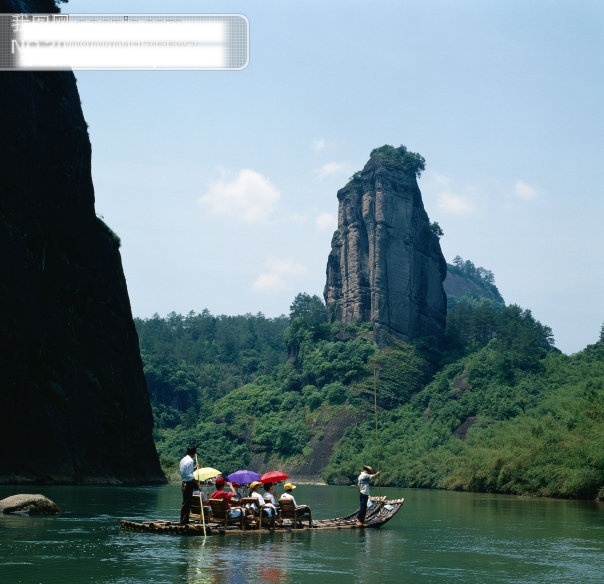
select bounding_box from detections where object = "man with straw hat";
[249,481,277,520]
[356,464,380,527]
[279,482,311,518]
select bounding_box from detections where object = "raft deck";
[120,496,404,536]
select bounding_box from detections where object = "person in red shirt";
[210,477,243,520]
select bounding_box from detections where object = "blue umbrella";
[227,469,261,484]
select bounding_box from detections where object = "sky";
[60,0,603,355]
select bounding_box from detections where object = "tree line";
[135,289,603,499]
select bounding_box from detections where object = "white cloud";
[251,272,288,293]
[266,257,306,276]
[316,161,347,180]
[514,180,539,200]
[287,212,309,224]
[251,257,307,294]
[315,212,336,231]
[311,138,326,152]
[430,173,452,188]
[424,173,476,215]
[199,169,280,223]
[437,191,475,214]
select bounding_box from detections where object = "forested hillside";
[326,333,603,499]
[135,286,603,499]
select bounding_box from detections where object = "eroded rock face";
[324,147,447,346]
[0,0,165,484]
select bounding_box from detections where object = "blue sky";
[62,0,603,354]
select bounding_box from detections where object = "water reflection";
[181,535,294,583]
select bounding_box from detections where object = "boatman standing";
[179,444,199,525]
[356,464,380,526]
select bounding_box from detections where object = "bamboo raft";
[120,496,404,536]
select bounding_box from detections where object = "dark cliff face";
[0,0,165,484]
[324,147,447,347]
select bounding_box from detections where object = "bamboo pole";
[374,364,381,496]
[195,454,207,537]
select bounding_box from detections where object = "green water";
[1,485,602,583]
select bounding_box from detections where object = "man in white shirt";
[249,481,277,520]
[356,464,380,526]
[179,444,199,525]
[279,482,311,517]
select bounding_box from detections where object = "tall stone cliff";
[324,145,447,347]
[0,0,165,483]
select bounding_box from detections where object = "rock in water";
[324,145,447,347]
[0,0,165,484]
[0,494,61,515]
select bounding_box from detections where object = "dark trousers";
[180,481,196,524]
[357,492,369,523]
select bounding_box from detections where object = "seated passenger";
[192,487,211,516]
[279,482,311,516]
[249,481,277,518]
[210,477,243,520]
[262,482,278,506]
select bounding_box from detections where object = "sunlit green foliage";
[369,144,426,178]
[445,299,554,368]
[138,308,381,473]
[325,339,603,499]
[136,292,602,500]
[368,344,432,408]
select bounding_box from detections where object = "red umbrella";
[260,470,289,484]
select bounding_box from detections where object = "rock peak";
[324,145,447,347]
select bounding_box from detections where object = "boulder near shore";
[0,494,61,515]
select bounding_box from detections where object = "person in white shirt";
[262,482,278,506]
[179,444,199,525]
[356,464,380,526]
[249,481,277,519]
[279,482,311,517]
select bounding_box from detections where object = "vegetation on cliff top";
[347,144,426,187]
[370,144,426,178]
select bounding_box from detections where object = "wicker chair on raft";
[208,498,245,529]
[240,496,277,530]
[278,499,312,528]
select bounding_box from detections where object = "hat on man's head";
[215,476,225,487]
[250,481,261,490]
[363,465,373,473]
[231,482,240,487]
[284,482,296,491]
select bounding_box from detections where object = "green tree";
[285,293,330,365]
[430,221,444,238]
[369,144,426,178]
[289,293,327,326]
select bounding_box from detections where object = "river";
[1,485,602,583]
